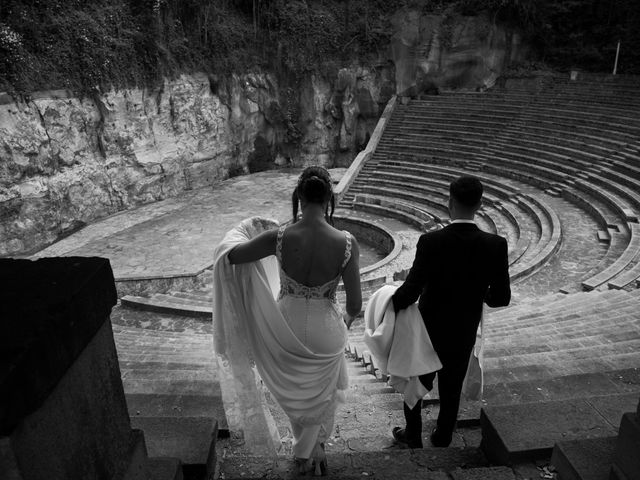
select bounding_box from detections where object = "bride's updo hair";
[292,166,335,224]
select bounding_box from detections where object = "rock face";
[390,11,527,93]
[0,11,527,257]
[0,69,393,256]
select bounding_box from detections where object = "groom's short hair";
[450,176,483,208]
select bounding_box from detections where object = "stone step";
[480,393,638,465]
[611,411,640,480]
[132,417,218,469]
[122,377,219,396]
[125,393,227,432]
[482,370,640,407]
[152,293,212,308]
[550,436,617,480]
[147,457,184,480]
[218,446,490,480]
[121,295,211,317]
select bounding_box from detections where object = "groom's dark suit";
[392,221,511,446]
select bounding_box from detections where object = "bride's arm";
[342,238,362,325]
[228,229,278,264]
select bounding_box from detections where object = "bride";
[220,166,362,475]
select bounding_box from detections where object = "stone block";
[480,399,617,465]
[123,429,150,480]
[612,413,640,480]
[551,436,617,480]
[597,230,611,243]
[147,457,183,480]
[0,257,118,435]
[450,466,515,480]
[7,319,137,479]
[125,393,227,432]
[130,416,217,468]
[0,437,22,480]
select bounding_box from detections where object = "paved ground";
[33,170,306,280]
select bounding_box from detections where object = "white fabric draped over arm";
[212,217,282,456]
[364,285,442,409]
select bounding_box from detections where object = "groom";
[391,175,511,448]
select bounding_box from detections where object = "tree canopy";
[0,0,638,94]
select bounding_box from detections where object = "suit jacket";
[392,222,511,357]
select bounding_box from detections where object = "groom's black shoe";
[430,427,452,447]
[392,427,423,449]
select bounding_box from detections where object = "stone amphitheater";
[30,74,640,479]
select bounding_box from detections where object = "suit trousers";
[403,346,473,445]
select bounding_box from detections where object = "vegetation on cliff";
[0,0,639,94]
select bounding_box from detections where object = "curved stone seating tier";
[346,181,453,223]
[524,100,640,123]
[488,141,593,171]
[515,112,640,141]
[508,194,562,281]
[582,223,640,291]
[352,193,439,231]
[610,154,640,181]
[349,161,563,281]
[405,99,640,127]
[491,134,611,163]
[500,121,632,150]
[475,150,637,227]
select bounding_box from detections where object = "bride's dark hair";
[292,166,335,225]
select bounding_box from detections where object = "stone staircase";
[112,285,640,478]
[112,322,221,471]
[112,77,640,478]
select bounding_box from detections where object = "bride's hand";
[343,312,356,330]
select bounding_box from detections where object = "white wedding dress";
[212,218,350,460]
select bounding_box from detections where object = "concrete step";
[219,446,489,479]
[612,412,640,480]
[480,393,638,465]
[121,295,211,318]
[132,416,218,467]
[147,457,184,480]
[125,393,228,433]
[550,436,617,480]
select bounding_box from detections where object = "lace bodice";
[276,225,352,302]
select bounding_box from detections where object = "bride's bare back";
[280,222,349,287]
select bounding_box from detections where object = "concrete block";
[551,436,617,480]
[450,466,515,480]
[130,416,217,466]
[9,320,135,480]
[125,393,228,432]
[0,437,23,480]
[480,399,616,465]
[122,429,150,480]
[613,413,640,480]
[147,457,183,480]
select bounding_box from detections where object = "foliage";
[0,0,638,94]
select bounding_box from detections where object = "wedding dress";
[212,218,350,462]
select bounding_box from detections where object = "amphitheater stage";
[31,170,302,285]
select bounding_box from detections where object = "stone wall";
[0,67,394,256]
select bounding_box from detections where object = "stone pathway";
[32,170,303,280]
